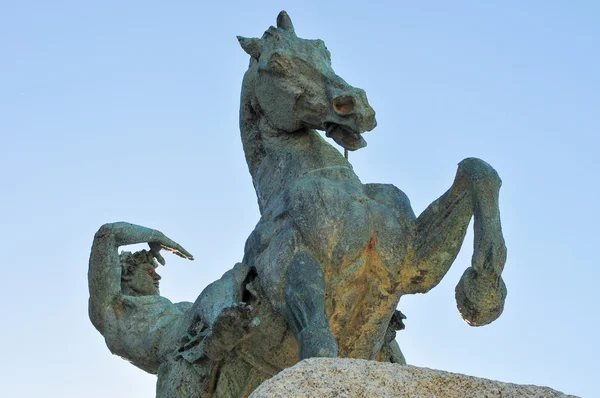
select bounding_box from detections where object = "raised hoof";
[297,324,338,360]
[455,267,507,326]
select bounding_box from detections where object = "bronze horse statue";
[237,10,507,363]
[88,11,508,397]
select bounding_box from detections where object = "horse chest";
[284,176,408,269]
[282,177,410,358]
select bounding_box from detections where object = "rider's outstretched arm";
[88,222,193,334]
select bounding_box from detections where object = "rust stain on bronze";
[326,235,401,358]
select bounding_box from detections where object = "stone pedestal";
[249,358,577,398]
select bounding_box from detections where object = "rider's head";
[120,250,161,296]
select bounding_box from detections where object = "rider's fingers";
[155,251,166,265]
[148,242,166,265]
[151,234,194,261]
[160,242,194,261]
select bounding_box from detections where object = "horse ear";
[237,36,262,59]
[277,11,295,35]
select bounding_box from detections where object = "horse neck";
[239,77,359,214]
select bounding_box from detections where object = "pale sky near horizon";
[1,1,598,397]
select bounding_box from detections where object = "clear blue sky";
[1,1,598,397]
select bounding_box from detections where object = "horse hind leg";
[284,249,338,360]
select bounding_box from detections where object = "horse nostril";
[333,96,355,115]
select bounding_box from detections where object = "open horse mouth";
[325,123,367,151]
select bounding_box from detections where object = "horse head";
[238,11,376,151]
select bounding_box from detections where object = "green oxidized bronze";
[89,11,507,397]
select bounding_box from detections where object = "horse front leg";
[285,249,339,360]
[401,157,507,326]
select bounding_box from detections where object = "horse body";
[242,130,415,358]
[238,11,508,362]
